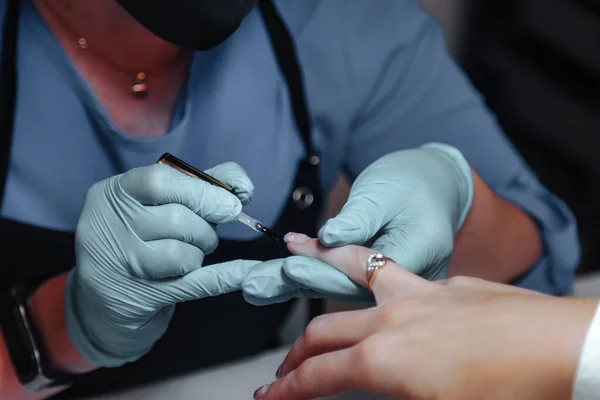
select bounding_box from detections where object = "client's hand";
[253,234,596,400]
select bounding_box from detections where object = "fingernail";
[254,384,270,399]
[284,232,311,244]
[276,364,283,378]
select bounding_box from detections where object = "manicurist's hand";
[318,143,474,281]
[66,162,258,367]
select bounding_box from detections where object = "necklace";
[36,0,183,100]
[76,37,149,98]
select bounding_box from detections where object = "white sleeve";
[573,301,600,400]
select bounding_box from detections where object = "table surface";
[574,272,600,298]
[90,347,394,400]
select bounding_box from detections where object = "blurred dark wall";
[460,0,600,275]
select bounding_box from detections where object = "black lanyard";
[0,0,317,210]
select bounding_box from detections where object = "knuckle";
[86,180,104,197]
[127,259,151,279]
[84,179,113,207]
[446,276,476,287]
[204,234,219,254]
[304,315,329,345]
[144,166,171,199]
[221,161,244,172]
[361,336,389,370]
[346,338,392,388]
[145,242,181,278]
[374,303,399,328]
[401,298,425,314]
[353,339,384,378]
[169,247,205,277]
[162,240,180,262]
[353,340,372,366]
[378,298,423,325]
[207,162,249,188]
[294,358,317,386]
[167,205,187,227]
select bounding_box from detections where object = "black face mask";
[116,0,260,50]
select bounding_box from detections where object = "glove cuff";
[64,269,147,368]
[420,143,474,232]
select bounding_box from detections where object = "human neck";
[33,0,185,72]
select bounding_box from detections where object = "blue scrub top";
[0,0,580,295]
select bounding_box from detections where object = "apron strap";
[259,0,324,321]
[259,0,318,161]
[0,0,19,210]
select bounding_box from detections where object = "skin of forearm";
[1,274,97,399]
[449,169,543,283]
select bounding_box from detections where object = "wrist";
[28,275,96,375]
[63,269,156,368]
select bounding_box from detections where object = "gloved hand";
[65,162,259,367]
[241,143,473,306]
[242,257,373,306]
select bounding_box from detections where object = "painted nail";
[254,384,270,399]
[276,364,283,378]
[284,232,311,244]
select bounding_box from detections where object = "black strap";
[259,0,317,160]
[0,0,18,210]
[259,0,323,321]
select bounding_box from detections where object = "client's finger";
[439,276,547,297]
[285,232,433,301]
[255,349,357,400]
[279,309,376,378]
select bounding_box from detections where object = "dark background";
[460,0,600,275]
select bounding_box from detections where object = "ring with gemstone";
[366,253,390,291]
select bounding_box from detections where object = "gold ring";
[366,253,391,291]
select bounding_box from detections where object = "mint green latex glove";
[241,143,473,306]
[241,257,373,306]
[65,162,258,368]
[319,143,474,280]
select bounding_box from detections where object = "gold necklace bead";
[132,82,148,97]
[77,37,149,98]
[134,73,148,98]
[77,37,88,49]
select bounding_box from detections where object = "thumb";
[155,259,261,304]
[318,196,385,247]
